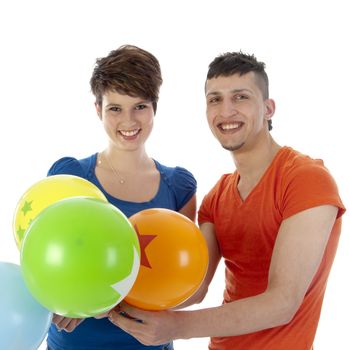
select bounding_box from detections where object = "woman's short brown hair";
[90,45,163,114]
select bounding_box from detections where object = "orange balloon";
[125,208,208,310]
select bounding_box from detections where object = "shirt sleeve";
[198,193,214,224]
[198,176,226,225]
[281,161,346,220]
[170,166,197,211]
[47,157,84,177]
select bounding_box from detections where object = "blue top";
[46,153,196,350]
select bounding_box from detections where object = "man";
[108,51,345,350]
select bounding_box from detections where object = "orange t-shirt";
[198,147,345,350]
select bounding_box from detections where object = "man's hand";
[108,302,179,346]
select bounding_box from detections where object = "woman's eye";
[136,104,147,110]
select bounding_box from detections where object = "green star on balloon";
[21,200,33,216]
[16,225,26,241]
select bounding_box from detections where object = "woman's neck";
[103,147,153,173]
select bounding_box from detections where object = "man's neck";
[232,137,281,200]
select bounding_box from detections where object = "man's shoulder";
[276,147,327,174]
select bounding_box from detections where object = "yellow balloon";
[13,175,107,249]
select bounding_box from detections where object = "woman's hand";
[52,314,84,332]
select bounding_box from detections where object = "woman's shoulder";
[154,159,197,191]
[47,154,97,177]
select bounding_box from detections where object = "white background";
[0,1,349,349]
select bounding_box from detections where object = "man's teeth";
[221,123,240,130]
[120,129,139,136]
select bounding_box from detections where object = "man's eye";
[136,104,147,110]
[208,97,220,104]
[109,106,120,112]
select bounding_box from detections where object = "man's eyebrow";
[205,91,221,97]
[206,88,251,97]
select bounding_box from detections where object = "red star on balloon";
[134,224,157,268]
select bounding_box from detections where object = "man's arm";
[109,205,338,345]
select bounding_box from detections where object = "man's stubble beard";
[221,142,245,152]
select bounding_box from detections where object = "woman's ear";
[95,102,102,120]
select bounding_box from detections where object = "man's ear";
[264,98,275,121]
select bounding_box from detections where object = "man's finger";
[118,302,149,321]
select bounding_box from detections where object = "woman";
[46,45,197,350]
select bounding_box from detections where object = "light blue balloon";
[0,261,53,350]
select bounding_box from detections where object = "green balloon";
[20,197,140,318]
